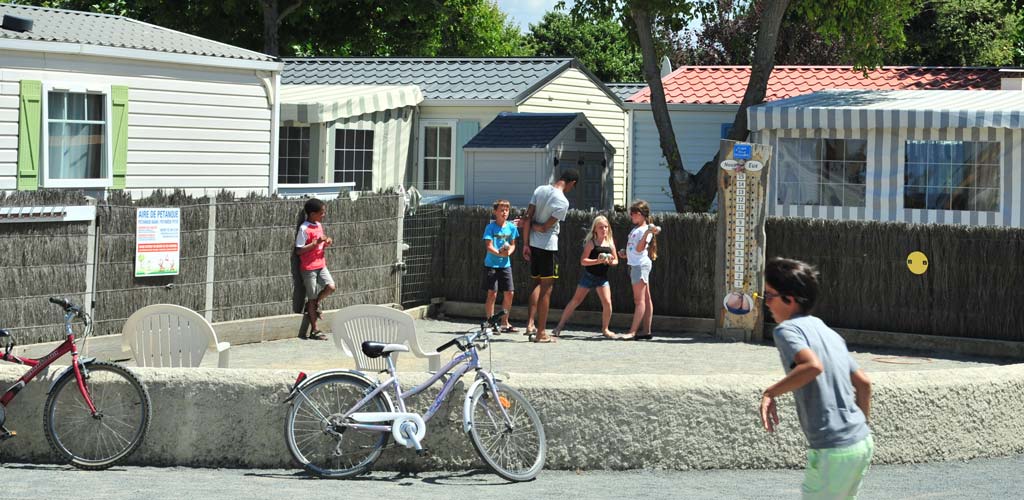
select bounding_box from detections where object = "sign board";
[714,140,772,341]
[135,208,181,277]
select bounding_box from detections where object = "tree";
[16,0,530,58]
[898,0,1021,66]
[571,0,915,212]
[527,10,645,82]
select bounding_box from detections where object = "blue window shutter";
[455,120,479,194]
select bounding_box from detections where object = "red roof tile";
[628,66,1005,105]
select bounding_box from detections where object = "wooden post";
[714,140,773,342]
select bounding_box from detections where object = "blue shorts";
[578,269,609,289]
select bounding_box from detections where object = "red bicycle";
[1,297,151,469]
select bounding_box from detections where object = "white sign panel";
[135,208,181,277]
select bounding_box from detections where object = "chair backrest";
[121,304,220,367]
[331,304,422,372]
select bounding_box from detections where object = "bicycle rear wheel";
[467,381,546,482]
[285,374,391,478]
[44,361,151,470]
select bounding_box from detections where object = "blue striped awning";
[748,90,1024,131]
[280,85,423,123]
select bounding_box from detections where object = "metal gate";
[400,203,447,308]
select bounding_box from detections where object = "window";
[904,140,999,212]
[278,126,311,184]
[420,121,455,192]
[42,87,111,187]
[776,138,867,207]
[335,129,373,191]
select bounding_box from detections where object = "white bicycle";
[283,311,546,481]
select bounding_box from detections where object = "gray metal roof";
[283,58,621,104]
[607,82,646,101]
[0,3,275,62]
[465,112,581,149]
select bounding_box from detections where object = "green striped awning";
[280,85,423,123]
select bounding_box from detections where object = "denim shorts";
[577,269,609,289]
[629,263,651,285]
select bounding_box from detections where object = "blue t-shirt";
[482,221,519,268]
[773,315,870,449]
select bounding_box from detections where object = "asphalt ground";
[198,316,1010,375]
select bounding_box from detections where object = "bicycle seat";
[361,341,410,359]
[0,329,9,338]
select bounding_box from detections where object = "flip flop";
[524,327,537,336]
[529,334,556,343]
[602,332,620,340]
[500,326,518,333]
[551,327,562,337]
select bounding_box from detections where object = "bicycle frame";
[327,338,507,435]
[0,311,97,414]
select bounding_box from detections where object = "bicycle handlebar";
[48,297,86,323]
[485,310,506,328]
[48,296,72,309]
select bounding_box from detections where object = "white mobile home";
[0,3,281,196]
[748,89,1024,227]
[625,66,1005,212]
[282,58,628,206]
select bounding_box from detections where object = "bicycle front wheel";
[285,374,391,478]
[467,381,546,482]
[44,361,151,470]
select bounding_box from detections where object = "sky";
[494,0,575,31]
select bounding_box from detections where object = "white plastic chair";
[331,304,440,372]
[121,304,231,368]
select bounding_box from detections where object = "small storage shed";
[463,112,615,210]
[748,89,1024,227]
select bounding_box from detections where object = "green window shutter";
[16,80,42,191]
[455,120,479,194]
[111,85,129,190]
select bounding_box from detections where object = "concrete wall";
[2,363,1022,469]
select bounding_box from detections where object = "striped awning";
[280,85,423,123]
[748,90,1024,131]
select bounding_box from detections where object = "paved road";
[2,455,1022,499]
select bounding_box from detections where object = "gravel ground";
[200,317,1011,375]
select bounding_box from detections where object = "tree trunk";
[630,7,696,212]
[260,0,304,57]
[687,0,792,212]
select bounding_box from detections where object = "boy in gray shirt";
[760,257,874,499]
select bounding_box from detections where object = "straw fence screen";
[0,191,403,344]
[436,206,1024,342]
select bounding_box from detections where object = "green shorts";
[802,434,874,500]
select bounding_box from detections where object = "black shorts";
[481,267,515,292]
[529,247,559,279]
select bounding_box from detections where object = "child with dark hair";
[294,198,336,340]
[760,257,874,499]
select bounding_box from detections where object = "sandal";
[635,333,653,341]
[524,327,537,336]
[602,331,619,340]
[306,330,328,341]
[551,327,562,337]
[529,334,556,343]
[500,326,518,333]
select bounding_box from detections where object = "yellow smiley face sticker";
[907,251,929,275]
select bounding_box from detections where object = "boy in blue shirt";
[760,257,874,499]
[481,199,518,333]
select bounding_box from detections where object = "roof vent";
[2,14,33,33]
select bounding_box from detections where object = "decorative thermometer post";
[714,140,773,342]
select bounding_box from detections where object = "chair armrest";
[214,342,230,368]
[426,352,440,372]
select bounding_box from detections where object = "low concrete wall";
[2,364,1023,469]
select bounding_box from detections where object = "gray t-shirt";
[773,315,870,449]
[528,184,569,251]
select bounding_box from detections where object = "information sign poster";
[714,140,772,341]
[135,208,181,277]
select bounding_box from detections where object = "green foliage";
[527,10,644,82]
[13,0,531,57]
[791,0,915,68]
[898,0,1021,66]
